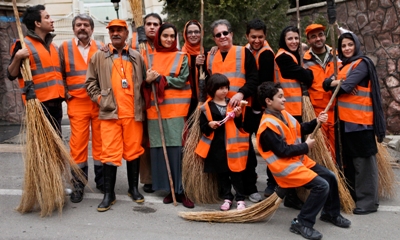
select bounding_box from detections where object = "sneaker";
[290,218,323,240]
[264,184,276,198]
[249,192,262,203]
[320,213,351,228]
[237,201,246,210]
[220,200,232,211]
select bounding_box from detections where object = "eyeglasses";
[187,30,201,35]
[214,31,230,38]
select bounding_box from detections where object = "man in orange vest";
[86,19,146,212]
[207,19,261,203]
[303,24,338,162]
[59,14,104,203]
[257,82,350,240]
[8,4,64,134]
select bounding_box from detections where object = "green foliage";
[162,0,290,52]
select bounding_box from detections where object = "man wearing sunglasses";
[206,19,261,204]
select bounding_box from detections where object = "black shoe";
[143,184,154,193]
[290,218,323,240]
[353,208,377,215]
[97,164,117,212]
[70,186,84,203]
[320,213,351,228]
[70,167,87,203]
[127,160,144,203]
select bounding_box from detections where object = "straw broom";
[376,143,397,199]
[12,0,85,217]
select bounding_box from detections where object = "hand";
[233,106,242,117]
[100,45,109,52]
[208,121,220,129]
[196,55,205,65]
[317,111,328,124]
[330,80,340,87]
[146,69,159,83]
[209,46,218,55]
[351,88,358,95]
[229,93,244,107]
[15,48,29,60]
[305,135,316,149]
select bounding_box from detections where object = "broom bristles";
[179,193,282,223]
[376,142,398,199]
[182,107,220,204]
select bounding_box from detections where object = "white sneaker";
[249,192,262,203]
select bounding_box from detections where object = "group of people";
[8,4,385,240]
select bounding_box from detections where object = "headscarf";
[182,20,201,56]
[278,26,301,64]
[338,32,386,142]
[153,23,179,52]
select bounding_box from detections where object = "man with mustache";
[86,19,147,212]
[8,5,64,134]
[59,14,104,203]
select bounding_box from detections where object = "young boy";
[256,82,351,240]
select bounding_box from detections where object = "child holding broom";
[256,82,350,240]
[195,73,249,211]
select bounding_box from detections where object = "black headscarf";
[278,26,301,64]
[338,32,386,142]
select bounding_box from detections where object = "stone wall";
[289,0,400,134]
[0,9,24,123]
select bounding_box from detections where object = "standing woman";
[182,20,207,117]
[143,23,194,208]
[323,32,385,215]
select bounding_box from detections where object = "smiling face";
[266,88,285,112]
[186,24,201,46]
[160,27,175,48]
[108,26,129,49]
[73,18,93,43]
[213,24,233,52]
[341,38,355,58]
[307,29,326,52]
[284,31,299,52]
[246,29,266,51]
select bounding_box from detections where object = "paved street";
[1,123,400,240]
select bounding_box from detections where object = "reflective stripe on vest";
[337,59,373,124]
[25,40,61,75]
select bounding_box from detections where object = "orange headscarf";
[182,20,202,56]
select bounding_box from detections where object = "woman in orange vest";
[323,32,385,215]
[257,81,350,239]
[195,73,249,211]
[143,23,194,208]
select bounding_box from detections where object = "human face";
[108,26,129,49]
[214,86,229,101]
[213,24,233,52]
[341,38,355,58]
[246,29,266,51]
[285,31,299,52]
[307,29,326,52]
[186,24,201,45]
[144,16,161,40]
[73,19,93,43]
[266,88,285,112]
[36,10,54,33]
[160,28,175,48]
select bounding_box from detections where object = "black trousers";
[217,171,245,202]
[242,137,258,195]
[42,99,63,137]
[297,164,341,228]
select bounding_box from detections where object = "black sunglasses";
[214,31,230,38]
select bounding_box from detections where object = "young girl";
[195,73,249,211]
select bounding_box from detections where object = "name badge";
[121,79,128,89]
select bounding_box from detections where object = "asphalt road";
[1,125,399,240]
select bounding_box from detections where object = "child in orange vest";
[195,73,249,211]
[256,82,350,240]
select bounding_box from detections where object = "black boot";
[127,159,144,203]
[94,165,104,193]
[70,166,88,203]
[97,164,117,212]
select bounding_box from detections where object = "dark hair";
[207,73,230,98]
[278,26,299,49]
[185,20,201,33]
[158,23,177,46]
[257,82,282,108]
[22,4,45,31]
[246,19,266,35]
[144,13,162,25]
[210,19,232,36]
[72,14,94,30]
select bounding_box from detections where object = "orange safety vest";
[195,100,249,172]
[146,51,192,120]
[256,110,317,188]
[274,49,302,116]
[130,35,155,68]
[303,48,339,109]
[61,39,103,98]
[207,46,246,99]
[245,40,275,70]
[131,32,140,50]
[337,59,373,125]
[13,36,64,102]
